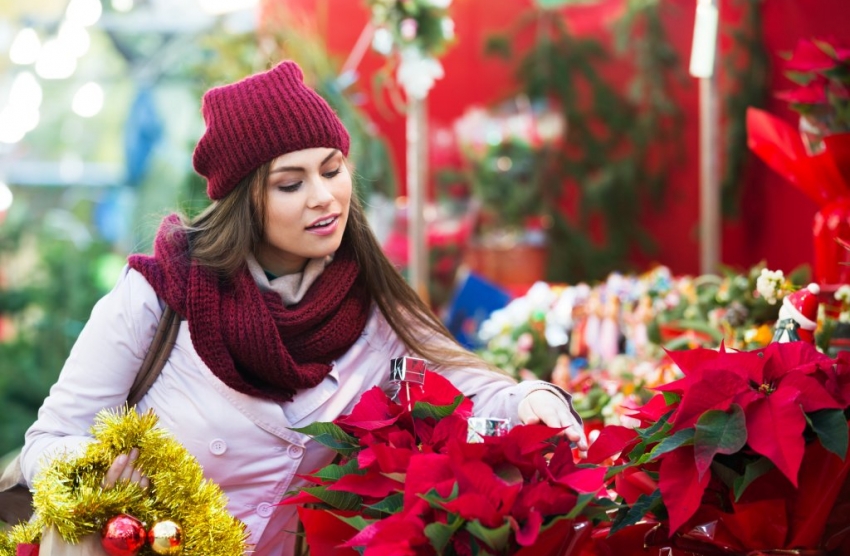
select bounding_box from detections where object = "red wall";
[271,0,850,279]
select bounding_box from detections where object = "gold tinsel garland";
[0,408,248,555]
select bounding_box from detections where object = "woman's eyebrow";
[270,150,340,174]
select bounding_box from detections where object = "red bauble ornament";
[100,514,146,556]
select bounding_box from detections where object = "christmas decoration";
[0,408,247,556]
[366,0,454,99]
[100,515,146,556]
[772,283,821,344]
[147,521,182,555]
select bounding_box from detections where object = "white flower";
[422,0,452,7]
[397,47,444,99]
[835,284,850,304]
[756,268,785,305]
[440,17,454,40]
[371,27,394,56]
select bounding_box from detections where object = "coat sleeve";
[20,266,162,483]
[371,313,581,426]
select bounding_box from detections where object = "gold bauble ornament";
[147,520,183,555]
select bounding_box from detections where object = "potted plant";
[586,341,850,555]
[445,97,566,289]
[281,369,607,555]
[748,37,850,286]
[777,37,850,157]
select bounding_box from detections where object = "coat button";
[287,445,304,459]
[209,438,227,455]
[256,502,273,518]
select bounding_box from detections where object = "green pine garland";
[1,408,247,555]
[721,0,768,217]
[484,2,684,282]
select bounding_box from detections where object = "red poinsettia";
[777,37,850,131]
[599,341,850,553]
[282,370,608,555]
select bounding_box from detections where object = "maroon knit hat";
[193,61,351,200]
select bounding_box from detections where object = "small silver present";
[467,417,511,443]
[389,357,427,386]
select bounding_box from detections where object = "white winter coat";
[22,266,574,555]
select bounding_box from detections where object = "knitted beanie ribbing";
[193,61,351,201]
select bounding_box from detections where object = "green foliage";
[721,0,768,216]
[806,409,850,460]
[647,262,810,351]
[289,422,361,457]
[486,2,683,282]
[464,140,555,234]
[0,198,116,458]
[694,405,748,478]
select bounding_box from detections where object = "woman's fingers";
[102,448,148,489]
[118,448,140,482]
[519,391,589,452]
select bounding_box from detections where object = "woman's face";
[255,147,351,276]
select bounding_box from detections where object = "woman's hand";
[518,390,588,452]
[102,447,150,489]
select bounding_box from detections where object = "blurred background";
[1,0,848,460]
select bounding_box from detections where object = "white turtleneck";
[246,253,332,306]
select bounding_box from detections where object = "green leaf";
[333,513,374,532]
[582,497,622,521]
[466,519,512,551]
[301,485,362,511]
[311,458,363,481]
[610,490,662,535]
[419,484,458,511]
[290,422,361,456]
[640,409,675,439]
[603,462,633,481]
[694,404,748,480]
[365,493,404,516]
[637,428,694,464]
[732,457,774,502]
[411,394,465,420]
[566,492,596,519]
[424,519,464,552]
[662,391,681,406]
[808,409,849,460]
[627,410,675,461]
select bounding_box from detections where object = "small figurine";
[772,283,820,344]
[597,294,621,364]
[583,290,603,366]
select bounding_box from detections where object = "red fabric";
[193,61,351,200]
[128,214,370,402]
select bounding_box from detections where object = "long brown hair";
[177,159,500,372]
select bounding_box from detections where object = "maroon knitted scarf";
[128,214,371,402]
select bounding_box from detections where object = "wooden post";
[691,0,721,275]
[406,95,429,303]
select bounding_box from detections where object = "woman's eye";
[277,182,301,192]
[323,168,342,179]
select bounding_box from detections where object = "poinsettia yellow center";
[758,382,776,395]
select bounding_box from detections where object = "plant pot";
[464,243,549,290]
[813,197,850,286]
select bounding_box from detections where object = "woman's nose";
[307,179,335,207]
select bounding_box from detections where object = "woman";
[21,61,586,554]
